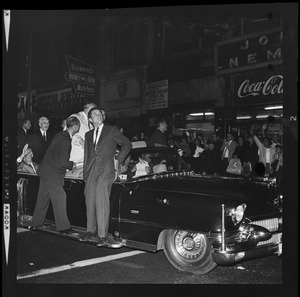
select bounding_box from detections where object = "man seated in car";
[119,154,136,180]
[132,152,153,177]
[132,151,169,178]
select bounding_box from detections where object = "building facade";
[96,14,283,140]
[17,8,284,140]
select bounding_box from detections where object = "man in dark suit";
[28,116,53,164]
[147,117,168,147]
[80,107,132,246]
[17,118,32,156]
[30,116,80,235]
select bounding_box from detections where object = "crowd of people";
[162,124,283,182]
[17,104,283,247]
[17,109,283,183]
[125,116,283,182]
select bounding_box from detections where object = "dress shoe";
[59,228,80,236]
[29,224,48,230]
[97,237,107,247]
[79,232,98,242]
[40,223,50,229]
[106,236,123,248]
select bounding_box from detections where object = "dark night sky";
[11,5,286,90]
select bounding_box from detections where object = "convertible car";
[17,144,282,274]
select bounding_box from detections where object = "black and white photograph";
[2,4,298,297]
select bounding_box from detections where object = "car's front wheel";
[163,229,217,274]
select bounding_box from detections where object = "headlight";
[231,203,247,225]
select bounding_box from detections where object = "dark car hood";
[129,172,280,215]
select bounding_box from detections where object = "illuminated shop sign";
[233,68,283,106]
[215,28,282,75]
[65,55,96,96]
[33,88,87,116]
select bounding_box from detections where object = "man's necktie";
[94,128,99,149]
[30,163,36,174]
[222,147,227,159]
[43,133,47,142]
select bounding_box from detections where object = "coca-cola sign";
[233,68,283,106]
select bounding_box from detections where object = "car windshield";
[119,147,182,180]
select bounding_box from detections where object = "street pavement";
[15,227,283,284]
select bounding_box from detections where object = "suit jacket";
[221,140,237,161]
[83,124,132,180]
[244,141,259,165]
[28,130,53,164]
[147,129,167,147]
[17,127,30,156]
[233,143,247,164]
[37,130,74,185]
[17,162,39,174]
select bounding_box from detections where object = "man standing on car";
[17,118,32,157]
[66,101,97,164]
[80,107,132,247]
[30,116,80,235]
[28,116,53,164]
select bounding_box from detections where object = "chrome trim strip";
[221,204,225,251]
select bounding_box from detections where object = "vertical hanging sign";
[65,55,96,96]
[146,79,168,110]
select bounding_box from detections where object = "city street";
[3,6,297,297]
[16,227,282,284]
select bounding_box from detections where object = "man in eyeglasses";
[28,116,53,164]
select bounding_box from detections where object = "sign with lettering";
[3,203,10,265]
[233,67,283,106]
[35,88,87,116]
[65,55,96,96]
[17,90,37,116]
[146,79,168,110]
[215,28,282,75]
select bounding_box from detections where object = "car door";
[119,180,174,244]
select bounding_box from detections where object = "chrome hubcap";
[174,230,206,261]
[182,237,195,250]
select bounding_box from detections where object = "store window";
[236,110,252,121]
[256,104,283,120]
[235,104,283,136]
[173,109,215,137]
